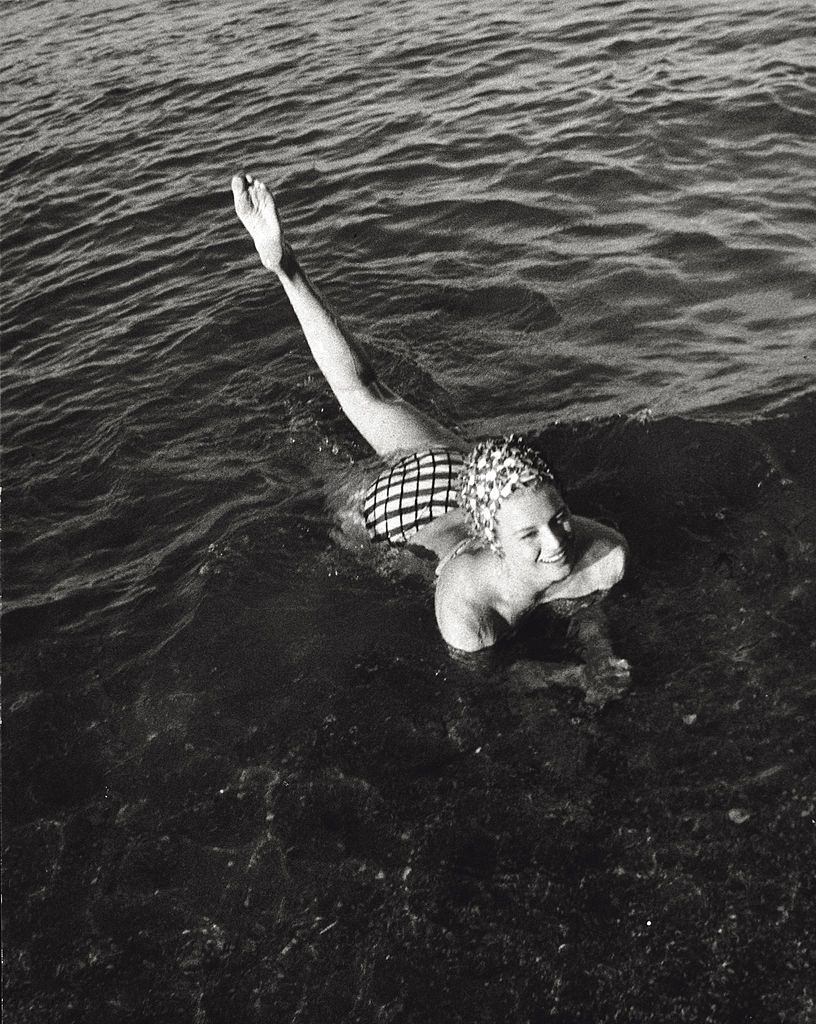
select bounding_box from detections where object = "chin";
[547,560,572,581]
[527,555,571,582]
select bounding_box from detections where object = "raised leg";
[232,173,460,457]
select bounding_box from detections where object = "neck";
[488,552,545,617]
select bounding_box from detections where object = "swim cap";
[458,434,557,552]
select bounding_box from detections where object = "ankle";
[276,242,299,281]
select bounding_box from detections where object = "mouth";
[538,547,569,566]
[537,537,574,567]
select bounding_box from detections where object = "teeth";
[539,552,565,563]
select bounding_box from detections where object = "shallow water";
[3,1,816,1021]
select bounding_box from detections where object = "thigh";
[338,383,463,457]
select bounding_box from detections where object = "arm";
[434,558,503,653]
[435,593,498,653]
[543,517,628,601]
[505,600,630,706]
[567,601,632,705]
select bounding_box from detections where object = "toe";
[252,179,275,212]
[231,173,254,215]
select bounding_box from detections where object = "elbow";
[610,535,628,585]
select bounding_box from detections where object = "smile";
[538,547,569,565]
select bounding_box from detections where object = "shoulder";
[436,603,491,652]
[572,516,628,589]
[434,552,499,652]
[542,517,627,602]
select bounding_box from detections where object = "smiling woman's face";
[494,483,574,579]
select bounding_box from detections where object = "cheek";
[506,538,538,562]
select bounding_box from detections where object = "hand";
[581,655,631,707]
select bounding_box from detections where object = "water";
[3,2,815,1021]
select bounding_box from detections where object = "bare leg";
[232,173,460,457]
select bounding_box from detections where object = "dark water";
[3,1,816,1021]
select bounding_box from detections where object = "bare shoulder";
[574,516,628,571]
[434,553,498,652]
[548,516,628,600]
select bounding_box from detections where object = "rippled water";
[3,1,815,1021]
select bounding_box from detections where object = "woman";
[232,173,627,652]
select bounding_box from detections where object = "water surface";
[3,1,815,1021]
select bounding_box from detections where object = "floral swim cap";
[458,434,557,552]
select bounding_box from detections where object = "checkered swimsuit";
[363,448,465,545]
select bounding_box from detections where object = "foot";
[231,173,285,271]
